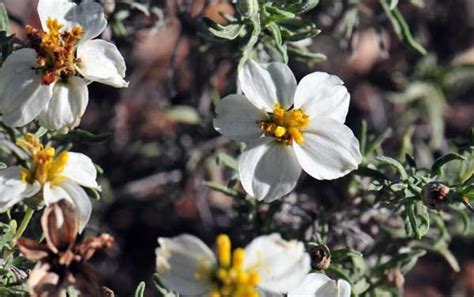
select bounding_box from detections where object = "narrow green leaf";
[380,0,427,54]
[286,0,320,14]
[216,153,238,171]
[204,181,238,197]
[0,4,9,33]
[165,106,201,125]
[135,281,146,297]
[389,0,399,10]
[266,22,282,45]
[377,156,408,180]
[209,24,244,40]
[51,129,112,143]
[431,153,466,175]
[153,273,178,297]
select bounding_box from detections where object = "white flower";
[0,133,99,231]
[213,59,362,202]
[156,233,310,297]
[288,273,351,297]
[0,0,128,132]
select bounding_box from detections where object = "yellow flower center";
[258,104,309,145]
[26,18,83,85]
[204,235,260,297]
[16,133,68,186]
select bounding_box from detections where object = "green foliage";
[203,0,325,66]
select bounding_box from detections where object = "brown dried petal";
[16,238,50,261]
[75,234,114,261]
[41,200,78,253]
[28,262,62,297]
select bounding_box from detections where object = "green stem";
[15,207,34,239]
[3,208,34,264]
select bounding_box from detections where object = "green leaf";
[431,153,466,176]
[264,5,295,19]
[286,0,320,14]
[51,129,112,143]
[278,18,320,41]
[0,221,17,251]
[354,166,388,181]
[0,162,6,169]
[216,153,238,171]
[165,106,201,125]
[0,3,9,33]
[135,281,146,297]
[204,181,238,197]
[203,18,244,40]
[379,0,427,55]
[153,273,178,297]
[331,248,363,262]
[405,201,430,239]
[266,22,282,45]
[389,0,399,10]
[377,156,408,180]
[287,44,326,63]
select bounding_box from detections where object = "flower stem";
[15,207,34,239]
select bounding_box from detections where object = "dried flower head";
[16,200,114,297]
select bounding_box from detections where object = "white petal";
[71,2,107,42]
[156,234,215,296]
[0,167,40,212]
[0,49,53,127]
[337,279,351,297]
[293,72,350,123]
[56,179,92,232]
[37,0,77,32]
[293,118,362,180]
[213,94,265,142]
[61,152,99,189]
[287,273,332,296]
[38,77,88,132]
[42,182,71,205]
[0,49,37,107]
[239,59,297,111]
[77,40,128,88]
[239,138,302,202]
[243,234,310,293]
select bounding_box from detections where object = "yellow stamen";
[217,234,231,268]
[207,235,260,297]
[16,134,68,186]
[26,17,83,85]
[258,103,309,145]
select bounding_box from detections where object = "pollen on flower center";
[202,235,260,297]
[16,133,68,186]
[26,17,84,85]
[258,103,309,145]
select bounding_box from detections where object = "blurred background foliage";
[0,0,473,296]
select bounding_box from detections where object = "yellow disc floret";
[204,234,260,297]
[16,133,68,186]
[258,104,309,145]
[26,17,83,85]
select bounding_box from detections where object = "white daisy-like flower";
[0,0,128,132]
[213,59,362,202]
[156,233,310,297]
[0,133,99,231]
[288,273,351,297]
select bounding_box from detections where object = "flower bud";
[308,244,331,270]
[422,182,450,208]
[235,0,259,18]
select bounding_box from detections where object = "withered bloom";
[16,200,114,297]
